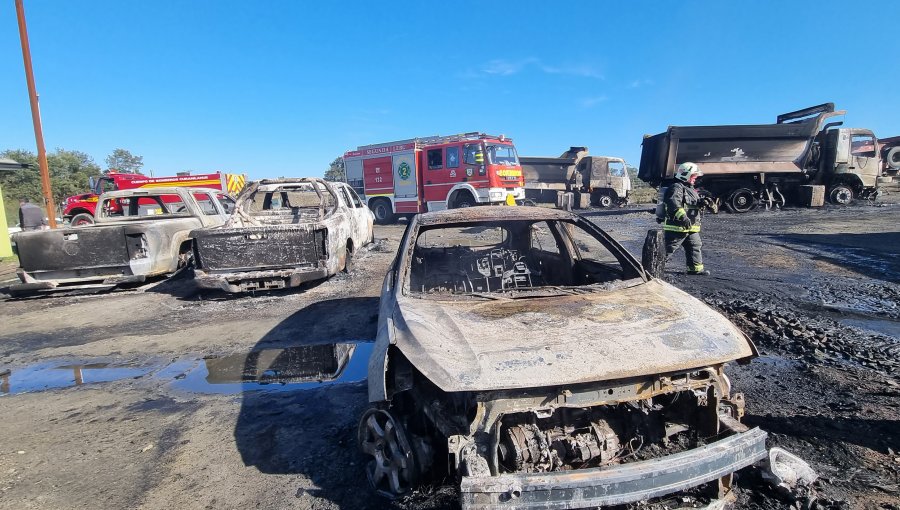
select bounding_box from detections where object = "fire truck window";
[427,149,443,170]
[464,144,482,165]
[446,147,460,168]
[486,144,519,165]
[101,179,116,192]
[850,135,876,158]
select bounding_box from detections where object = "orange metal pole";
[15,0,57,228]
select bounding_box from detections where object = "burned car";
[10,187,229,296]
[360,207,766,508]
[190,178,374,293]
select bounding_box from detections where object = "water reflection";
[0,362,152,395]
[172,342,372,394]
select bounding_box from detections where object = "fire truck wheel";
[370,199,395,225]
[452,193,475,209]
[70,213,95,227]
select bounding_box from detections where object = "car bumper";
[10,269,146,296]
[459,427,767,510]
[194,267,330,293]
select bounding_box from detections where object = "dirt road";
[1,201,897,509]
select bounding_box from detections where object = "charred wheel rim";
[597,194,613,208]
[358,409,419,498]
[727,188,756,213]
[829,186,853,205]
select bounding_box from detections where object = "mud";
[1,201,899,509]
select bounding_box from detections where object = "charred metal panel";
[194,227,326,272]
[15,227,130,272]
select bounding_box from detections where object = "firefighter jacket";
[663,182,702,233]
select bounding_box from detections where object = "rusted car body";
[361,207,765,508]
[10,187,229,296]
[190,178,374,293]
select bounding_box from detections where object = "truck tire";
[594,192,613,208]
[725,188,757,213]
[829,185,854,205]
[69,213,95,227]
[887,147,900,170]
[452,192,476,209]
[369,198,395,225]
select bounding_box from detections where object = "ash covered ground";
[0,200,897,510]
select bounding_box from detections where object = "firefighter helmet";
[675,162,702,182]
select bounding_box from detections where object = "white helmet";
[675,162,702,182]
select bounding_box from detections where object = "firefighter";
[663,162,709,275]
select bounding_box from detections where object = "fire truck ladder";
[416,132,510,146]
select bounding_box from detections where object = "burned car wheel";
[358,408,422,498]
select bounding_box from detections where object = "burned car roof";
[415,205,577,225]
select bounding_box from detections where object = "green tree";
[1,148,101,226]
[323,157,345,182]
[105,148,144,174]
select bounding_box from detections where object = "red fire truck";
[343,132,525,223]
[63,171,246,225]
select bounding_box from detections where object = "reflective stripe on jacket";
[663,182,702,233]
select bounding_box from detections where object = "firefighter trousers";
[664,231,704,272]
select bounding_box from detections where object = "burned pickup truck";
[360,207,766,508]
[10,187,229,296]
[190,178,374,293]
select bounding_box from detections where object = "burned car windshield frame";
[399,218,646,298]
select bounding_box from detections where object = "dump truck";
[639,103,883,212]
[520,147,631,207]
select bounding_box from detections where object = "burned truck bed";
[10,187,228,296]
[191,178,373,293]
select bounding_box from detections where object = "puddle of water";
[170,342,373,394]
[0,342,374,397]
[840,318,900,339]
[0,361,154,395]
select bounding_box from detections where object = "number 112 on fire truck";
[343,132,524,224]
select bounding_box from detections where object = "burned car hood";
[393,279,755,392]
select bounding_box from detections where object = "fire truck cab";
[343,133,524,223]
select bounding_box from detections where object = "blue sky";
[2,0,898,180]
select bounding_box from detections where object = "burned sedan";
[360,207,766,508]
[190,178,374,293]
[10,187,229,296]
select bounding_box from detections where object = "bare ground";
[1,200,898,510]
